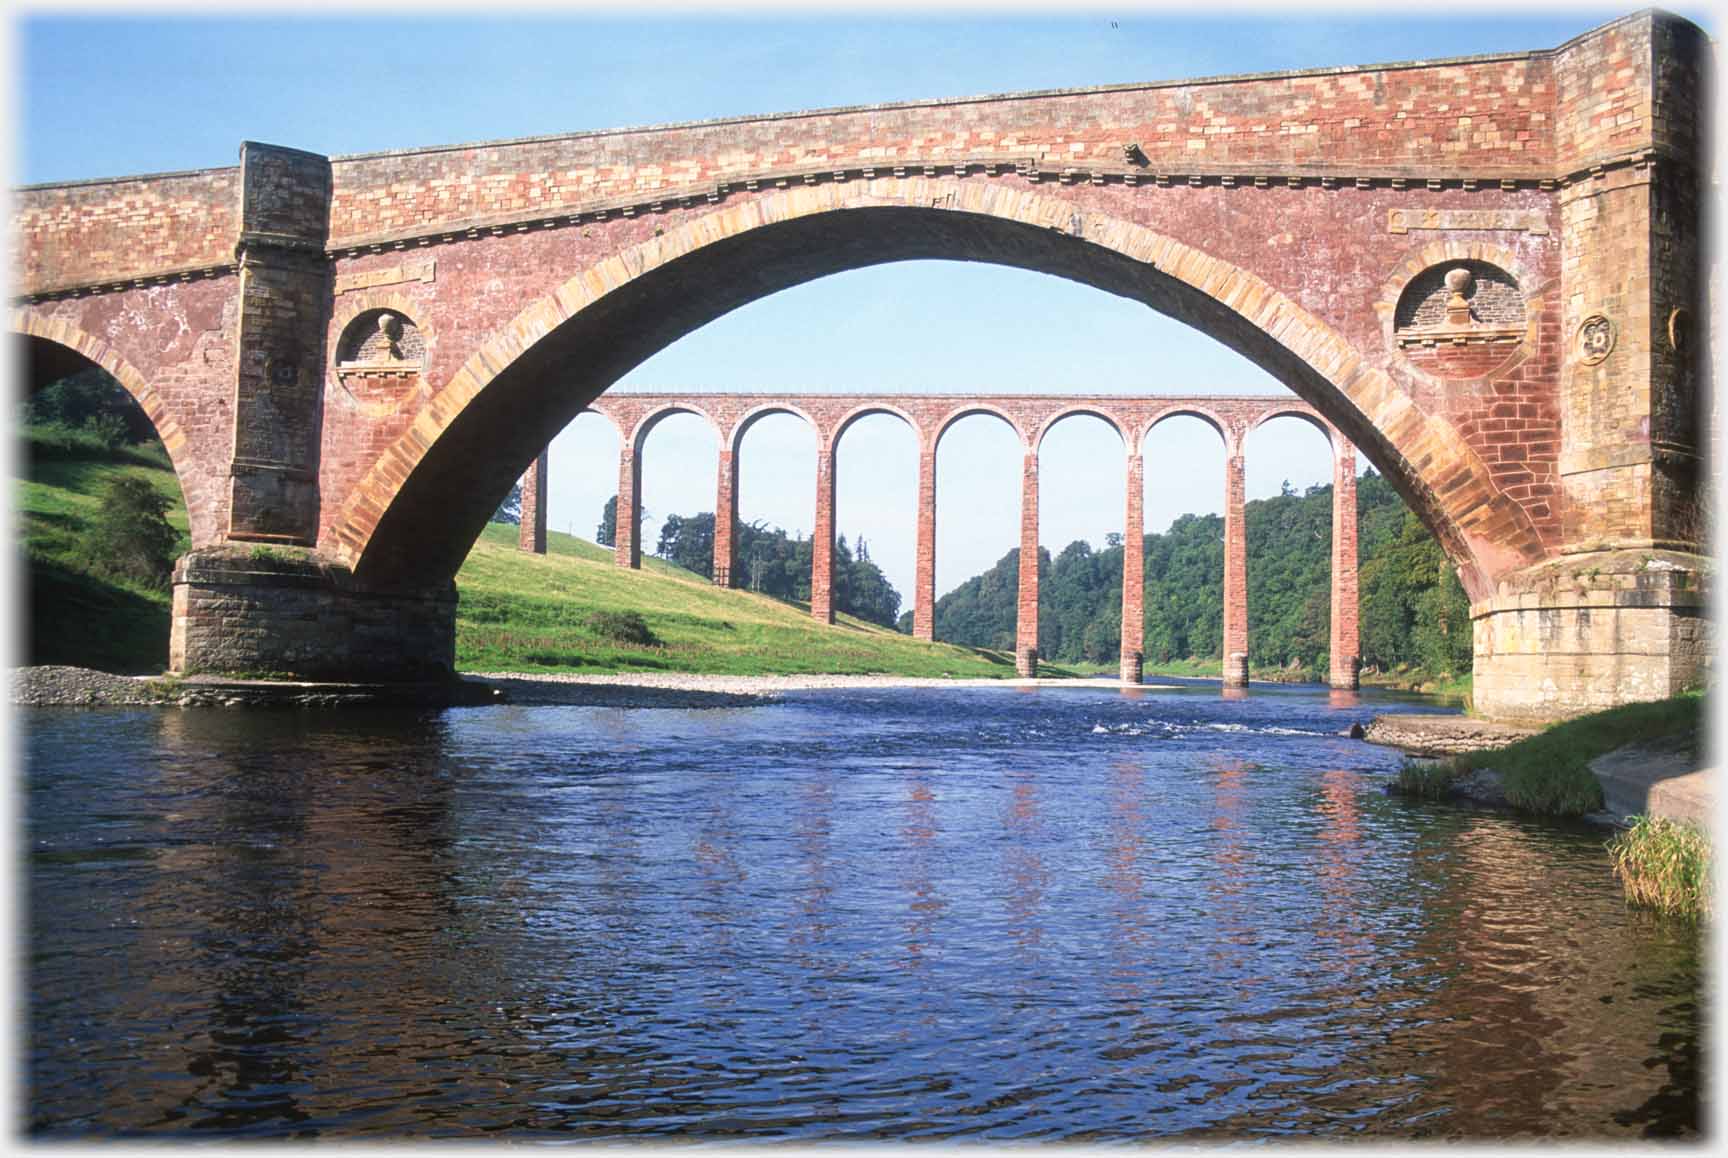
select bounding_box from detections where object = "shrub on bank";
[84,475,180,588]
[586,610,660,647]
[1608,816,1711,921]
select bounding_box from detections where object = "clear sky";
[16,4,1693,612]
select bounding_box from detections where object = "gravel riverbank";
[14,666,1121,711]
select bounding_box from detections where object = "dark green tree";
[85,475,179,587]
[596,495,617,547]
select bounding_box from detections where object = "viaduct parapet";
[10,9,1708,720]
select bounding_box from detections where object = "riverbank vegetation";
[1394,693,1706,817]
[1608,816,1712,922]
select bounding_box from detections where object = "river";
[25,681,1702,1140]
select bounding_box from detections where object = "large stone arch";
[11,315,211,544]
[326,182,1541,600]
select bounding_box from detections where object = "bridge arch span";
[932,403,1029,454]
[1034,407,1129,455]
[1141,405,1235,455]
[831,403,920,452]
[729,402,822,455]
[11,317,211,544]
[630,403,722,455]
[327,185,1539,601]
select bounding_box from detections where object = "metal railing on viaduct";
[512,393,1362,688]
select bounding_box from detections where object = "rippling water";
[26,682,1702,1140]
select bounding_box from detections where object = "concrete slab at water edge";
[1590,739,1714,830]
[1363,713,1541,756]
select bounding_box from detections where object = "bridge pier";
[713,447,738,587]
[913,448,937,642]
[517,450,548,554]
[1329,441,1360,690]
[1472,550,1708,722]
[1120,452,1145,685]
[1222,444,1249,688]
[616,445,642,570]
[170,548,456,681]
[811,447,836,624]
[1016,450,1040,678]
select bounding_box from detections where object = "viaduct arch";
[535,391,1362,688]
[9,10,1707,720]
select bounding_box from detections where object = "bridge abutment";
[1470,550,1708,722]
[170,548,456,681]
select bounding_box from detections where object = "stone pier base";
[1330,656,1361,691]
[1017,648,1039,678]
[1223,652,1249,688]
[170,547,457,681]
[1120,651,1143,685]
[1471,549,1709,724]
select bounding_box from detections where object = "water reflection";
[26,688,1702,1140]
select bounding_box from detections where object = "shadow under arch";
[330,186,1544,600]
[12,323,208,544]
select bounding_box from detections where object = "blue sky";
[17,6,1687,611]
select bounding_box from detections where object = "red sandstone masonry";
[6,11,1703,710]
[518,450,548,553]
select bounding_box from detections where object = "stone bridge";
[9,9,1707,719]
[530,392,1359,686]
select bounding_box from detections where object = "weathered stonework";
[170,548,455,681]
[1472,550,1708,722]
[8,10,1705,717]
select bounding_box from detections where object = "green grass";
[453,522,1029,678]
[1608,815,1711,921]
[1404,693,1706,817]
[1393,759,1458,801]
[17,435,190,673]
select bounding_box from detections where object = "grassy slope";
[456,522,1024,677]
[18,448,188,674]
[18,448,1025,679]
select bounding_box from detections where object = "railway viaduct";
[533,392,1361,687]
[10,9,1708,720]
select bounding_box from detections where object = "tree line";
[901,471,1472,679]
[595,497,903,628]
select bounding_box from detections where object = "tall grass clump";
[1393,759,1457,800]
[1608,816,1711,921]
[1449,693,1703,817]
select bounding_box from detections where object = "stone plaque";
[334,256,437,295]
[1387,208,1549,236]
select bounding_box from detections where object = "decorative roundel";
[1577,314,1616,366]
